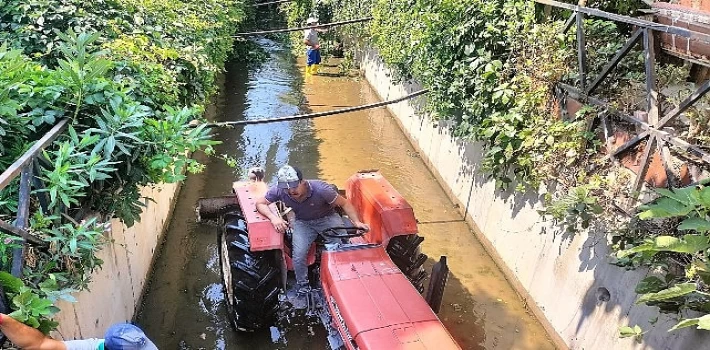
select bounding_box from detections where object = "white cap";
[277,165,302,189]
[306,17,318,24]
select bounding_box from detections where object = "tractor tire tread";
[387,234,428,293]
[221,219,280,332]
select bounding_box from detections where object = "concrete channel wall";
[357,47,710,350]
[51,183,179,340]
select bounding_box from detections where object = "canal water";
[135,37,556,350]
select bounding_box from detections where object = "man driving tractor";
[255,165,369,302]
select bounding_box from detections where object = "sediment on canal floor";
[355,46,710,350]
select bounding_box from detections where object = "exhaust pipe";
[195,167,265,222]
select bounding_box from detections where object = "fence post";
[643,28,659,125]
[11,165,32,277]
[576,11,588,91]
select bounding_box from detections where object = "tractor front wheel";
[219,214,280,331]
[386,234,428,293]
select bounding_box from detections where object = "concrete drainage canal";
[135,37,557,350]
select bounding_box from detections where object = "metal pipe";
[11,166,32,277]
[576,12,587,91]
[586,28,643,95]
[643,28,659,125]
[0,119,69,191]
[0,220,45,246]
[535,0,710,43]
[207,89,429,127]
[252,0,291,7]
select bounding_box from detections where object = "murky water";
[136,38,556,350]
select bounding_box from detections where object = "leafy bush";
[324,0,601,191]
[612,182,710,330]
[539,181,604,234]
[0,0,250,332]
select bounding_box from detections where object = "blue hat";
[104,323,158,350]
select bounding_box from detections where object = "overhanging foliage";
[0,0,251,332]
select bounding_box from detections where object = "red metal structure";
[321,246,457,349]
[207,170,459,349]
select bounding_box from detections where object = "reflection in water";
[136,36,556,350]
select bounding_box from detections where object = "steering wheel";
[320,226,369,238]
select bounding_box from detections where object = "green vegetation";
[619,324,645,342]
[612,182,710,331]
[321,0,621,192]
[0,0,251,332]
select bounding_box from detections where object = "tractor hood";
[321,246,460,349]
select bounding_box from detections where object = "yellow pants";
[307,64,319,75]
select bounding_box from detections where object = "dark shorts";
[306,48,321,66]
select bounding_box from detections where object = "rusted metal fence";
[536,0,710,204]
[0,119,67,276]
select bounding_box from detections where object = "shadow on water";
[137,37,556,349]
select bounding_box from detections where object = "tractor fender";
[345,171,418,246]
[233,180,316,267]
[233,181,284,251]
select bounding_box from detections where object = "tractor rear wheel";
[219,214,280,331]
[386,234,428,293]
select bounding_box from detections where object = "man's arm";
[333,196,369,231]
[256,197,289,233]
[304,40,320,49]
[0,313,66,350]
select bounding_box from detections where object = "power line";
[252,0,292,7]
[234,17,372,36]
[205,89,429,127]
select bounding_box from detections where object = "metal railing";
[0,119,68,276]
[535,0,710,203]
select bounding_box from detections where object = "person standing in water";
[304,17,322,75]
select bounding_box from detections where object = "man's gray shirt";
[304,29,319,49]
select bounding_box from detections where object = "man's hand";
[270,217,289,233]
[256,197,289,233]
[352,221,370,232]
[334,196,369,233]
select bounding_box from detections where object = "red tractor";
[198,170,459,349]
